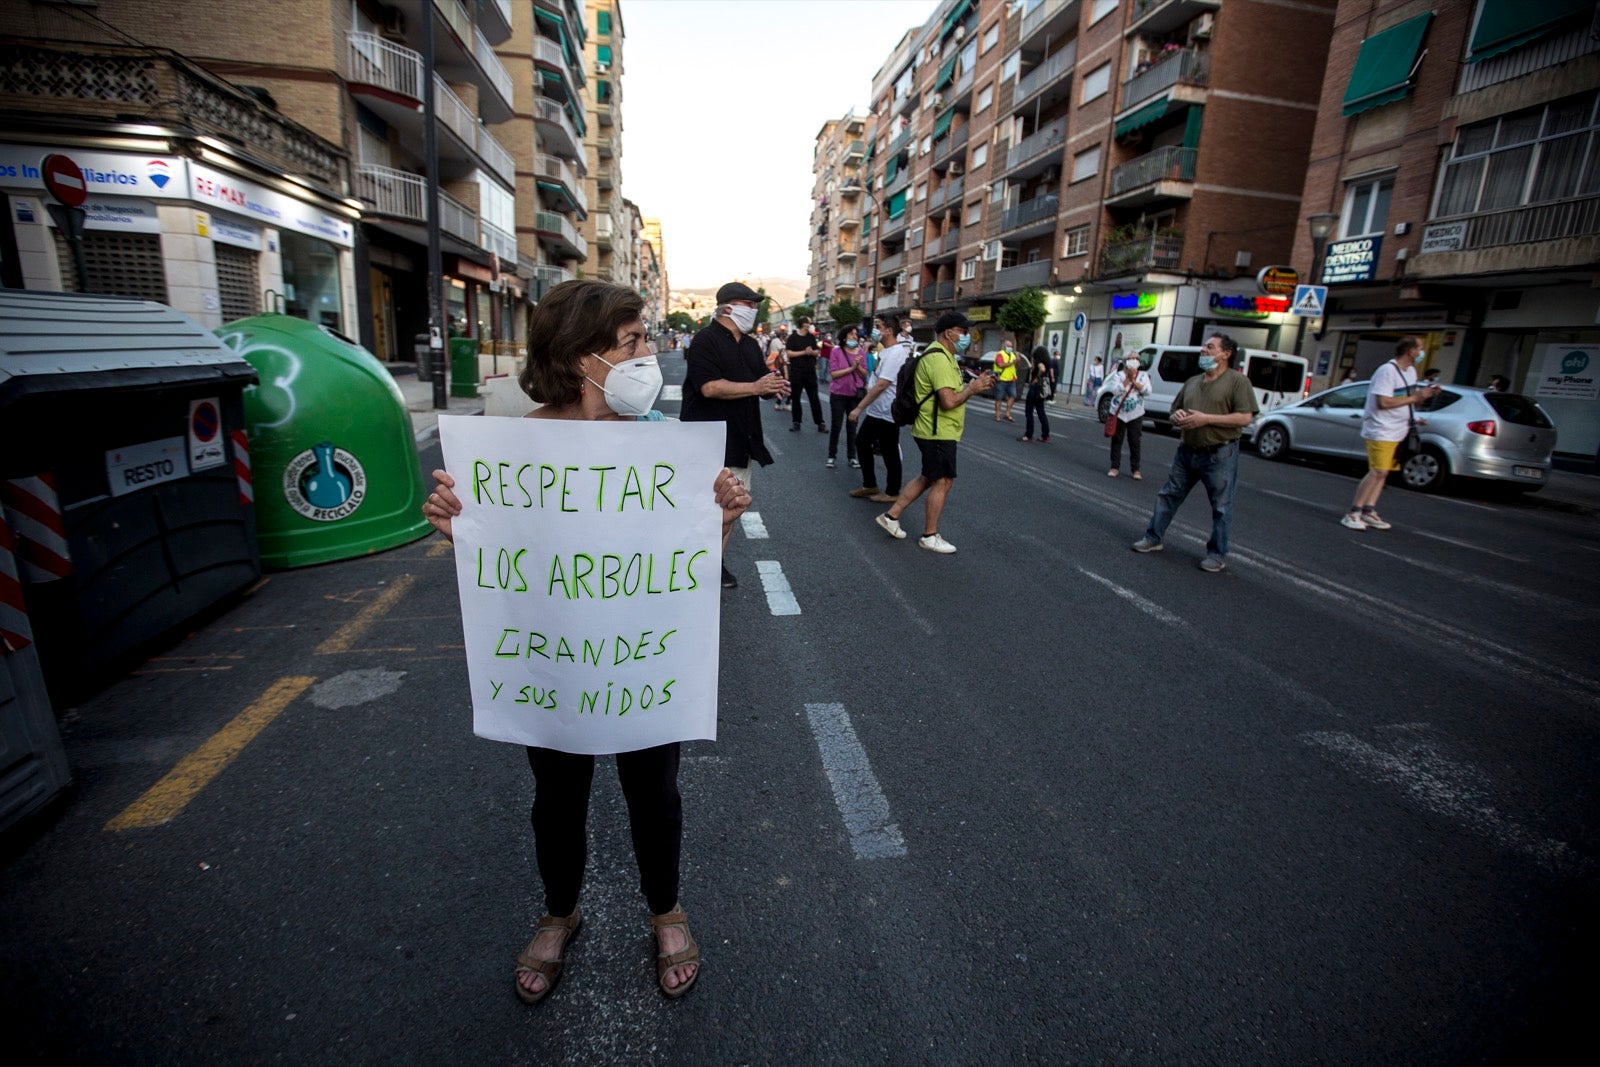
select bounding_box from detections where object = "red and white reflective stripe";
[0,474,72,582]
[0,512,33,651]
[232,430,253,506]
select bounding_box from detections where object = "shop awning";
[932,107,955,140]
[1342,12,1433,116]
[1114,97,1170,138]
[1467,0,1592,62]
[940,0,974,40]
[933,56,957,92]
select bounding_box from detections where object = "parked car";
[1244,381,1557,492]
[1095,345,1309,424]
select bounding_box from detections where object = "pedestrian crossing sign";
[1291,284,1328,316]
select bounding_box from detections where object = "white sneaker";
[826,458,836,469]
[919,533,957,554]
[1361,511,1392,530]
[876,513,906,540]
[1340,512,1367,531]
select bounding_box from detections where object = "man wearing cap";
[785,317,827,434]
[874,311,994,554]
[1131,332,1258,572]
[681,282,790,589]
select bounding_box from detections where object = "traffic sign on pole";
[40,154,88,208]
[1290,284,1328,317]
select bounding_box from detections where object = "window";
[961,256,978,280]
[966,201,983,225]
[984,239,1001,260]
[916,181,928,202]
[1091,0,1118,23]
[1340,176,1394,237]
[961,40,976,73]
[597,44,612,65]
[597,10,611,35]
[921,135,932,155]
[972,143,988,168]
[1072,146,1101,182]
[1002,52,1020,83]
[982,22,1000,53]
[1064,224,1091,257]
[1434,93,1600,218]
[991,179,1006,202]
[597,79,612,103]
[1082,63,1110,103]
[977,84,994,113]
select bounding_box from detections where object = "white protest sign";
[438,416,726,754]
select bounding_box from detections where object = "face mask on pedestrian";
[953,332,971,354]
[843,335,859,349]
[870,328,882,342]
[1198,355,1217,371]
[587,352,663,417]
[725,304,757,333]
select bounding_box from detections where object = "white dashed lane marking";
[755,560,800,615]
[805,702,906,860]
[740,511,769,539]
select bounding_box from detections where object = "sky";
[620,0,941,292]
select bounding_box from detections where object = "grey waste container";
[0,290,260,698]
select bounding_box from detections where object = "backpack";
[889,344,940,428]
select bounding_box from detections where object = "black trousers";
[828,395,859,459]
[1024,392,1049,439]
[789,361,824,428]
[526,743,682,916]
[1110,416,1143,471]
[856,415,902,494]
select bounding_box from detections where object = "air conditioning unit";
[953,24,966,40]
[597,62,611,75]
[1192,13,1215,39]
[948,162,964,176]
[381,8,406,39]
[932,93,944,109]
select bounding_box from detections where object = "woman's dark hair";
[840,324,859,343]
[519,280,645,405]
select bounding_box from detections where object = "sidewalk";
[388,362,484,444]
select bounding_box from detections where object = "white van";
[1095,345,1309,425]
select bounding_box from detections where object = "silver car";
[1246,382,1557,492]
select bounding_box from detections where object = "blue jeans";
[1145,441,1240,558]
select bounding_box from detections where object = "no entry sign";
[40,154,87,208]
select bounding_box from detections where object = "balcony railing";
[953,67,974,98]
[835,271,857,288]
[1109,145,1197,197]
[473,25,514,110]
[346,32,422,101]
[1001,195,1058,233]
[532,263,574,298]
[595,219,613,247]
[533,96,581,155]
[845,139,865,160]
[536,209,587,258]
[480,217,517,262]
[1014,39,1076,105]
[477,124,514,186]
[887,127,913,157]
[881,212,909,239]
[877,288,904,311]
[921,279,957,303]
[879,250,905,274]
[1426,195,1600,253]
[1128,0,1223,38]
[1121,47,1209,112]
[437,191,476,244]
[933,125,970,167]
[1099,232,1184,275]
[437,0,471,44]
[992,259,1050,292]
[434,75,476,150]
[1007,124,1067,172]
[1021,0,1073,44]
[355,163,476,244]
[885,169,911,198]
[536,153,581,193]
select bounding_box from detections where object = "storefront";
[0,136,360,332]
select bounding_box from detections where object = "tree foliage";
[827,297,863,328]
[665,310,698,332]
[789,303,815,323]
[998,287,1049,347]
[756,286,772,326]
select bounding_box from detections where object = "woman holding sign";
[422,280,749,1003]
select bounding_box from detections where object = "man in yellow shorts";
[1343,336,1440,530]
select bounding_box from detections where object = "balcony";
[482,0,513,41]
[598,134,618,159]
[992,259,1050,292]
[838,214,860,229]
[834,272,857,290]
[920,280,957,304]
[952,66,974,102]
[472,25,514,115]
[1000,195,1059,238]
[887,127,913,158]
[477,124,515,187]
[535,154,587,215]
[533,95,582,157]
[932,125,970,169]
[879,250,905,275]
[480,217,517,263]
[1099,231,1184,276]
[1121,47,1209,113]
[346,32,424,108]
[837,247,859,260]
[930,175,964,212]
[885,169,911,198]
[1127,0,1222,39]
[840,179,864,196]
[1107,145,1197,205]
[1006,123,1067,178]
[532,263,575,299]
[877,288,904,312]
[1020,0,1082,50]
[845,139,865,162]
[533,34,584,99]
[535,209,587,259]
[1012,39,1077,114]
[1418,195,1600,260]
[596,167,614,190]
[881,212,909,241]
[355,164,477,245]
[595,219,613,250]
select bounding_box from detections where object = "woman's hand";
[422,469,462,540]
[715,469,751,529]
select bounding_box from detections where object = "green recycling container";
[450,336,479,398]
[217,314,431,568]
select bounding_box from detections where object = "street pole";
[422,8,447,410]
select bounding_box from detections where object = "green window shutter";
[1467,0,1591,62]
[887,191,907,218]
[598,45,612,65]
[941,0,973,40]
[598,10,611,36]
[598,80,611,103]
[863,212,872,236]
[1182,104,1204,150]
[934,56,957,92]
[1114,97,1170,138]
[1341,12,1433,117]
[885,155,899,182]
[933,108,955,140]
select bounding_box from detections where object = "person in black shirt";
[785,317,826,433]
[681,281,789,589]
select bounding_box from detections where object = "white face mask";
[726,305,757,333]
[588,353,663,417]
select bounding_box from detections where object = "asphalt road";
[4,354,1597,1064]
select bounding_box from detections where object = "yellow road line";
[427,538,453,557]
[105,675,314,831]
[315,574,415,655]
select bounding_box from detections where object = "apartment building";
[642,214,668,321]
[1291,0,1599,459]
[580,0,627,285]
[0,0,529,360]
[850,0,1336,391]
[806,112,868,320]
[521,0,592,303]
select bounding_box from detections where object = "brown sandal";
[650,905,701,999]
[514,908,581,1005]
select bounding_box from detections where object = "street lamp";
[1295,213,1340,372]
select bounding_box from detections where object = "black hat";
[716,281,761,305]
[933,311,972,333]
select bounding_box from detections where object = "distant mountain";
[669,277,809,314]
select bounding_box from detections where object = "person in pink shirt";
[825,324,868,469]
